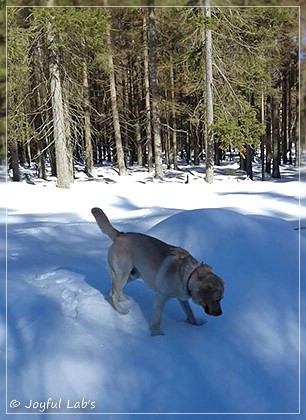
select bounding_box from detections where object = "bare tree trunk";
[143,12,153,172]
[136,122,143,166]
[203,0,214,184]
[272,96,281,178]
[122,69,129,165]
[148,0,163,179]
[135,64,143,166]
[282,75,288,164]
[294,88,299,166]
[288,76,293,165]
[47,19,71,189]
[31,41,47,180]
[83,55,93,174]
[240,93,254,179]
[170,57,178,170]
[107,28,126,176]
[165,107,171,169]
[63,93,74,182]
[261,92,265,181]
[36,142,46,180]
[266,96,272,174]
[245,145,253,179]
[9,140,20,181]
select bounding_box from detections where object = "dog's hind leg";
[107,243,132,314]
[108,265,130,315]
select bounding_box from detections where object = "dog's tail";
[91,207,121,241]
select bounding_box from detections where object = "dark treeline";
[0,0,5,160]
[7,2,299,187]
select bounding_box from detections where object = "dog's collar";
[186,265,201,297]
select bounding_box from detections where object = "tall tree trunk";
[106,27,126,176]
[261,92,265,181]
[35,143,46,180]
[47,19,71,189]
[282,75,288,164]
[203,0,214,184]
[9,141,20,181]
[272,96,281,178]
[63,93,74,182]
[83,55,93,174]
[265,96,272,174]
[165,107,171,169]
[194,129,200,166]
[135,66,143,166]
[148,0,163,179]
[245,145,253,179]
[143,12,153,172]
[170,57,178,170]
[122,69,129,164]
[31,41,47,180]
[288,75,293,165]
[136,121,143,166]
[240,93,254,179]
[294,86,299,167]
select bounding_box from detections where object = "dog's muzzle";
[204,303,222,316]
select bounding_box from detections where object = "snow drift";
[4,207,302,416]
[2,161,305,419]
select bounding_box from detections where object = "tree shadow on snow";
[3,206,303,414]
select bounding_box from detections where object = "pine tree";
[148,0,163,179]
[143,11,154,172]
[106,24,126,176]
[7,6,298,182]
[47,16,71,189]
[203,0,214,183]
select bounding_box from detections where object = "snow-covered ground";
[1,158,305,419]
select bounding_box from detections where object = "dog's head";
[189,264,224,316]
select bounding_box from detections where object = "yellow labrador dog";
[92,207,224,336]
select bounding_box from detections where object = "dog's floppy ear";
[199,283,216,302]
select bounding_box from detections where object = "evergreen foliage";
[0,1,6,157]
[6,5,299,185]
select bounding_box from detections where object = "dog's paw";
[118,293,129,302]
[186,317,207,326]
[150,328,165,336]
[119,308,129,315]
[110,300,129,315]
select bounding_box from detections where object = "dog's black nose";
[205,305,222,316]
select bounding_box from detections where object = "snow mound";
[5,208,302,417]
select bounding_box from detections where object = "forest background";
[2,0,306,187]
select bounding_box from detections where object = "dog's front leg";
[178,299,206,326]
[151,293,167,336]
